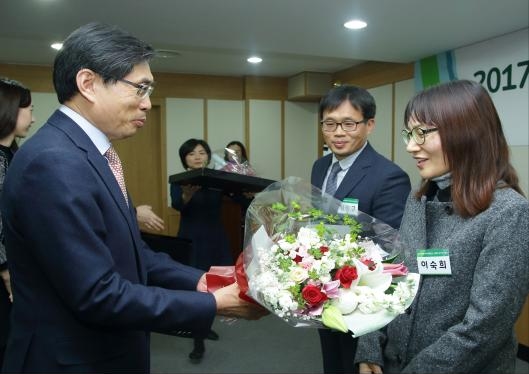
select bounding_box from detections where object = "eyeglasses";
[320,119,367,132]
[401,127,438,145]
[117,78,155,99]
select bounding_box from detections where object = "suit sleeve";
[370,166,411,229]
[13,149,216,334]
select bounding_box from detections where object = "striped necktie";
[325,162,342,196]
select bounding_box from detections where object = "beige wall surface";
[284,101,318,181]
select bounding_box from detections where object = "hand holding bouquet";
[241,177,419,337]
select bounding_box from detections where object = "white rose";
[289,266,309,283]
[331,288,359,315]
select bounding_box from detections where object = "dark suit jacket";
[0,110,217,373]
[311,142,410,229]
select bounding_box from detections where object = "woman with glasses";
[0,77,34,368]
[356,80,529,374]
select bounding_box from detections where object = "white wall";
[284,101,318,181]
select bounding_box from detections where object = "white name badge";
[338,198,359,215]
[416,248,452,275]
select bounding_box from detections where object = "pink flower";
[383,263,409,277]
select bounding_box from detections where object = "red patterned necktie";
[105,146,128,204]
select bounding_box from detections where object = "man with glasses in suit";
[311,85,411,374]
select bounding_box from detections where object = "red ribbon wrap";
[205,253,258,304]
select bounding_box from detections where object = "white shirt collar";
[59,105,111,155]
[331,141,368,170]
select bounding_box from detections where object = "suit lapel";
[334,143,375,200]
[314,155,333,189]
[48,111,144,281]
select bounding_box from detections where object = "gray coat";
[355,187,529,373]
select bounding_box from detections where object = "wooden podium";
[169,169,276,261]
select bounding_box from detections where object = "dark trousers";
[0,284,11,371]
[318,329,359,374]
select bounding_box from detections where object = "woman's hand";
[1,269,13,302]
[182,185,201,204]
[359,363,383,374]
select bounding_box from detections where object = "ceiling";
[1,0,528,78]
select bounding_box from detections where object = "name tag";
[417,248,452,275]
[338,198,359,215]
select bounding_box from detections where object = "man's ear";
[365,118,376,135]
[76,69,98,103]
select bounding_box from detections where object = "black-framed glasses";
[401,127,438,145]
[117,78,155,99]
[320,119,367,132]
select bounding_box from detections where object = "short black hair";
[179,139,211,169]
[318,85,376,121]
[53,22,155,103]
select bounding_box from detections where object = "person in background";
[0,23,265,374]
[0,77,34,369]
[223,140,255,176]
[356,80,529,374]
[136,204,165,232]
[171,138,233,362]
[311,84,411,374]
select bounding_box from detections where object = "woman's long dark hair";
[0,78,32,146]
[224,140,248,162]
[404,80,522,218]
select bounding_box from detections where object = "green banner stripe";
[420,55,441,88]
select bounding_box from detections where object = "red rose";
[334,265,358,288]
[293,254,303,263]
[319,246,329,254]
[301,284,328,306]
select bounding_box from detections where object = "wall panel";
[248,100,282,180]
[284,101,318,181]
[368,84,393,160]
[206,100,245,160]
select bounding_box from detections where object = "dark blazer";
[311,142,410,229]
[311,142,410,374]
[0,110,217,373]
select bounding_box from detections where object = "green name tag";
[338,198,359,215]
[416,248,451,275]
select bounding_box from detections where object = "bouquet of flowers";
[241,177,419,337]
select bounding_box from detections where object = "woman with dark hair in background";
[223,140,255,176]
[0,78,34,368]
[170,138,233,362]
[356,80,529,374]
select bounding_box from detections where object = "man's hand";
[0,269,13,302]
[213,283,268,320]
[136,205,165,231]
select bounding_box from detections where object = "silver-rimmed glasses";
[117,78,155,99]
[401,127,438,145]
[320,119,367,132]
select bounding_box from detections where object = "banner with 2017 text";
[415,28,528,146]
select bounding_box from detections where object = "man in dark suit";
[0,22,264,373]
[311,85,411,374]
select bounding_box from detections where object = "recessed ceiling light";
[51,42,63,50]
[344,19,367,30]
[155,49,181,58]
[247,56,262,64]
